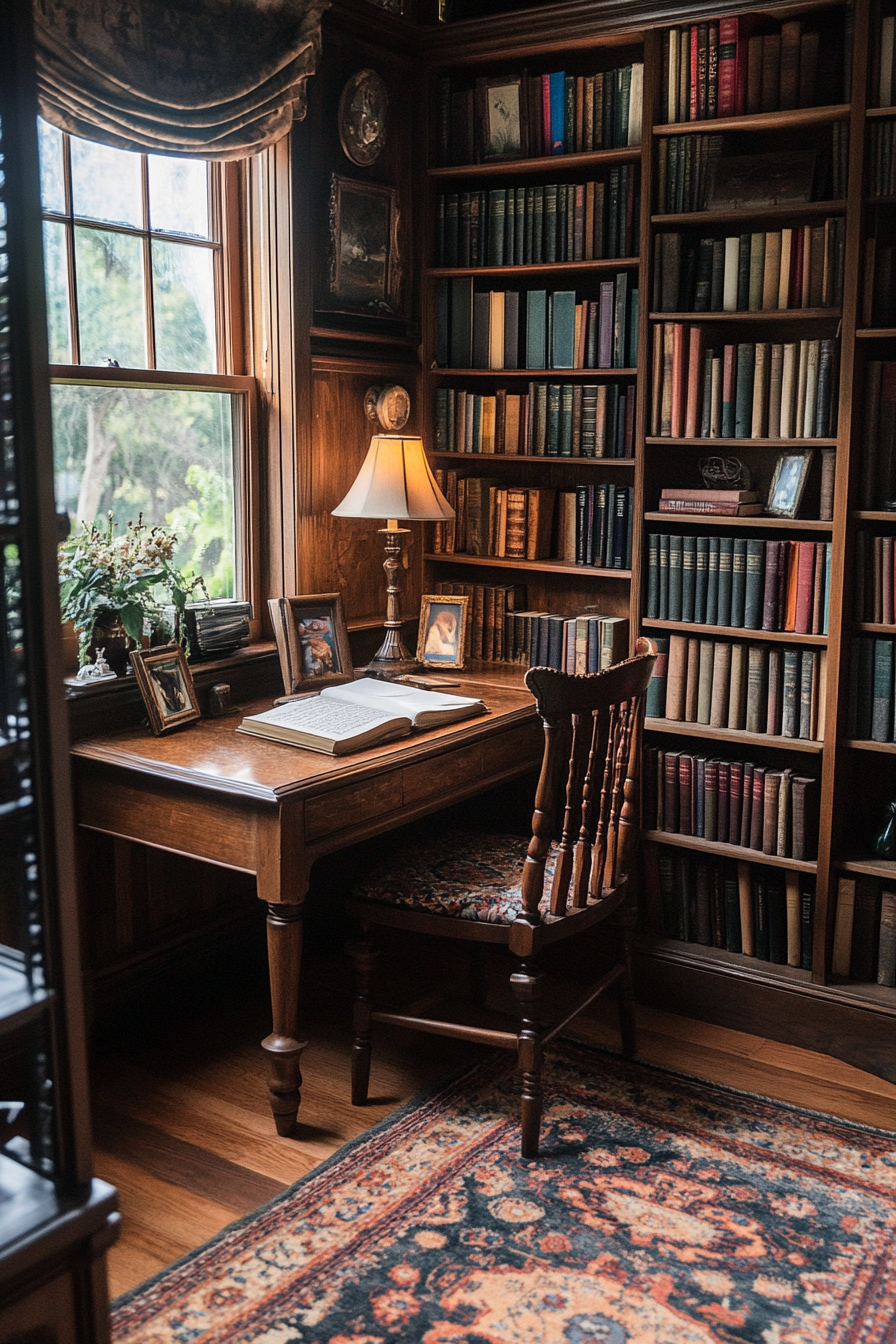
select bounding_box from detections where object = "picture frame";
[338,70,389,168]
[129,643,201,736]
[268,593,353,695]
[329,175,401,316]
[706,150,816,212]
[766,450,815,518]
[475,74,527,162]
[416,594,469,670]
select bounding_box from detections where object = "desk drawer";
[304,770,399,842]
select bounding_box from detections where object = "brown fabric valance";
[33,0,328,160]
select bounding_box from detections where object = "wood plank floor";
[90,944,896,1301]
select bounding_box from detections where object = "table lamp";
[332,434,455,679]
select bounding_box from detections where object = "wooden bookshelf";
[642,512,833,529]
[641,619,828,645]
[429,453,636,467]
[651,200,848,228]
[428,367,638,378]
[645,717,825,753]
[423,553,631,578]
[653,103,851,136]
[647,309,841,323]
[428,146,641,179]
[644,436,837,448]
[642,830,818,873]
[428,258,639,278]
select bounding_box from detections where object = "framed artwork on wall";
[329,175,401,317]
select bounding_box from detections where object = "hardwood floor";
[90,940,896,1301]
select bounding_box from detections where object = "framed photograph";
[329,175,401,316]
[766,450,815,518]
[706,150,816,211]
[268,593,353,695]
[416,595,469,670]
[476,75,527,162]
[129,644,201,736]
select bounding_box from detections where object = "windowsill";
[63,641,278,699]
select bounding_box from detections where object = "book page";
[246,695,399,740]
[321,678,484,720]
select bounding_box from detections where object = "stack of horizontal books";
[658,487,761,516]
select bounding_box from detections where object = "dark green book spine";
[782,648,800,737]
[734,343,755,438]
[435,279,449,368]
[872,639,894,742]
[695,534,709,622]
[646,635,670,717]
[710,238,726,310]
[856,637,875,739]
[800,882,814,970]
[668,535,684,621]
[559,383,574,456]
[658,533,670,620]
[767,873,788,964]
[544,184,558,264]
[533,186,545,263]
[514,187,526,266]
[505,188,516,269]
[565,74,576,153]
[681,535,697,622]
[706,535,720,626]
[724,862,742,953]
[694,236,713,311]
[730,538,747,628]
[486,189,506,267]
[524,186,535,265]
[628,289,639,369]
[547,383,561,456]
[753,869,770,961]
[736,233,751,310]
[608,167,620,259]
[744,539,765,629]
[716,536,733,627]
[799,650,816,740]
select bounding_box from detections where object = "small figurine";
[872,800,896,860]
[75,648,118,684]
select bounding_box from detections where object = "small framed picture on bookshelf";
[476,75,527,161]
[417,595,469,669]
[766,451,815,519]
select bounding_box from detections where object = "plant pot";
[88,616,132,677]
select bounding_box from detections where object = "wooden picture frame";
[329,175,401,316]
[416,595,469,670]
[766,450,815,518]
[475,75,527,162]
[269,593,353,695]
[129,644,201,735]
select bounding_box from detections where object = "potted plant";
[59,512,208,675]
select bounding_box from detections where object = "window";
[39,121,254,601]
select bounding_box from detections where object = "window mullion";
[142,154,156,370]
[61,134,80,366]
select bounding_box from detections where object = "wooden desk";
[71,676,541,1134]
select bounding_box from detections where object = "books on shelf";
[556,484,634,568]
[435,169,639,268]
[870,15,896,109]
[435,62,644,168]
[643,745,819,860]
[643,844,815,968]
[657,132,846,214]
[650,324,838,441]
[847,636,896,741]
[867,120,896,199]
[527,612,629,672]
[854,532,896,625]
[433,382,635,458]
[862,238,896,328]
[659,15,839,122]
[654,220,845,313]
[237,680,486,756]
[437,277,638,370]
[858,362,896,510]
[644,532,832,635]
[434,580,528,663]
[658,488,762,516]
[645,632,827,741]
[832,876,896,986]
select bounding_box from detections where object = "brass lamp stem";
[363,522,420,678]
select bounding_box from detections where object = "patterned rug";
[112,1042,896,1344]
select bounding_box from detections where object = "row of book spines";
[832,877,896,986]
[435,171,639,269]
[643,847,815,967]
[433,384,635,459]
[556,486,634,570]
[660,17,826,124]
[657,128,848,215]
[643,747,819,861]
[854,533,896,625]
[866,120,896,197]
[858,362,896,512]
[870,15,896,109]
[529,612,629,673]
[654,221,845,315]
[861,241,896,329]
[433,580,527,664]
[436,65,643,168]
[431,475,555,560]
[651,327,839,442]
[645,534,832,636]
[437,279,639,373]
[647,635,827,742]
[847,638,896,742]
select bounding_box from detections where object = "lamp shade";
[331,435,455,522]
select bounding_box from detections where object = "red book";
[717,18,738,117]
[789,225,804,309]
[664,751,681,833]
[762,540,781,631]
[679,754,693,835]
[734,16,756,114]
[690,26,700,122]
[886,536,896,626]
[541,75,552,156]
[722,343,735,426]
[685,325,704,438]
[739,762,754,848]
[794,541,816,635]
[750,767,767,851]
[717,760,730,845]
[671,324,686,438]
[729,762,743,848]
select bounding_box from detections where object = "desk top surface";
[70,674,539,804]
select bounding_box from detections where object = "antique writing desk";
[70,675,541,1134]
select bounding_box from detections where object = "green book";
[546,383,561,456]
[744,539,765,629]
[695,535,709,623]
[613,271,629,368]
[526,290,547,370]
[524,186,536,265]
[448,276,473,368]
[872,639,894,742]
[487,189,506,267]
[782,648,800,737]
[681,535,697,622]
[559,383,574,456]
[706,535,720,626]
[746,645,768,734]
[533,186,545,263]
[544,184,558,264]
[748,232,765,311]
[730,538,747,628]
[551,290,577,370]
[799,650,817,740]
[734,343,755,438]
[658,533,670,620]
[646,533,660,618]
[716,537,733,627]
[514,187,526,266]
[668,535,684,621]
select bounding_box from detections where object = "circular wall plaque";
[339,70,389,167]
[365,384,411,431]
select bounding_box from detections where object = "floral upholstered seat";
[353,831,557,925]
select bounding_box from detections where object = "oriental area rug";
[112,1042,896,1344]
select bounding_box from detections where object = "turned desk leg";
[262,902,308,1136]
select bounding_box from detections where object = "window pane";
[37,120,65,215]
[148,156,210,239]
[74,227,146,368]
[42,222,71,363]
[51,385,236,597]
[152,241,216,373]
[70,137,142,228]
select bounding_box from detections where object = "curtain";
[33,0,328,159]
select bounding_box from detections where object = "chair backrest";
[520,645,656,923]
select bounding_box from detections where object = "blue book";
[550,290,577,369]
[526,290,547,370]
[549,72,565,154]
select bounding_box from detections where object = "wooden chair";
[344,643,656,1158]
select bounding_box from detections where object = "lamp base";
[360,655,423,682]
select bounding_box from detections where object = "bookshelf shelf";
[845,740,896,754]
[637,935,814,987]
[429,367,638,378]
[838,857,896,880]
[652,200,848,228]
[642,619,828,645]
[428,258,639,278]
[428,146,642,180]
[855,328,896,339]
[826,980,896,1011]
[855,622,896,633]
[645,717,824,753]
[642,829,817,873]
[653,104,851,137]
[643,512,833,530]
[648,309,841,323]
[424,553,631,578]
[864,195,896,205]
[429,452,635,467]
[644,436,837,448]
[852,511,896,522]
[866,107,896,120]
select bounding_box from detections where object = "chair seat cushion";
[349,831,557,925]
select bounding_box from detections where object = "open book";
[236,677,487,755]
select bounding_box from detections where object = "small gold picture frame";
[766,450,815,519]
[417,594,469,670]
[129,644,201,735]
[268,593,353,695]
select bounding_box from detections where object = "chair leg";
[510,959,545,1160]
[616,919,636,1060]
[346,927,378,1106]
